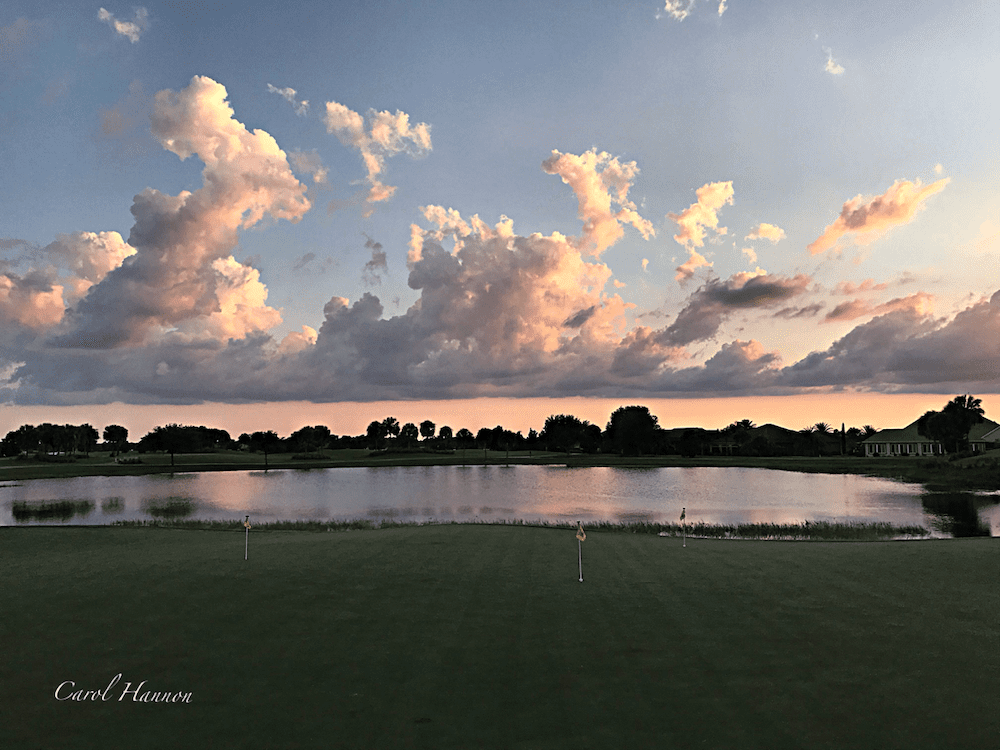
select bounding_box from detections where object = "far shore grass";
[3,446,1000,491]
[1,525,995,749]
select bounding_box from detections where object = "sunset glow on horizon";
[1,1,997,435]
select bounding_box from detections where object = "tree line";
[1,396,988,461]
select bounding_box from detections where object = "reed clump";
[106,517,930,540]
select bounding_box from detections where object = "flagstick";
[244,515,250,561]
[578,538,583,583]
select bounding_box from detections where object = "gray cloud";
[362,237,387,286]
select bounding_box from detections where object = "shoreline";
[2,449,999,491]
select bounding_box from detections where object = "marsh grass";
[105,516,929,540]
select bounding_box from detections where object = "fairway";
[1,527,996,749]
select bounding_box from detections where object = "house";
[863,417,1000,457]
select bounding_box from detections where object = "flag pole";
[681,507,686,548]
[244,515,251,560]
[576,521,586,582]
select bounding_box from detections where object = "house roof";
[863,417,1000,443]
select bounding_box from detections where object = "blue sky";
[0,0,998,432]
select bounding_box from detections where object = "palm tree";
[813,422,832,434]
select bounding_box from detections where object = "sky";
[1,0,998,438]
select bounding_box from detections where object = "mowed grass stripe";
[1,527,996,750]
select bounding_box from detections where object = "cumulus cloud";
[541,149,654,256]
[324,100,431,214]
[98,7,149,43]
[774,293,1000,390]
[823,47,845,75]
[267,83,309,116]
[808,177,950,255]
[0,270,64,330]
[740,247,757,264]
[745,223,785,243]
[669,181,733,282]
[54,76,309,348]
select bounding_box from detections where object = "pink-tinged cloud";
[324,100,431,214]
[834,279,889,295]
[44,231,136,296]
[541,149,654,256]
[824,292,934,323]
[675,250,712,282]
[745,223,785,243]
[808,177,950,255]
[669,181,733,283]
[54,76,309,348]
[0,271,64,329]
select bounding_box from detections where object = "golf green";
[1,526,996,749]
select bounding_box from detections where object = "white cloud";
[266,84,309,116]
[97,7,149,43]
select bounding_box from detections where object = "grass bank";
[1,525,995,749]
[3,447,1000,491]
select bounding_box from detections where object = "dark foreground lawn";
[1,526,996,750]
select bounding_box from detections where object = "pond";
[2,465,997,537]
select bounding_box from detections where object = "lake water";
[2,465,997,537]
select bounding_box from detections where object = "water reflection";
[0,465,995,537]
[142,496,197,519]
[12,499,94,523]
[921,493,994,537]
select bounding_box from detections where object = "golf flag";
[244,515,251,560]
[680,507,686,522]
[576,521,586,542]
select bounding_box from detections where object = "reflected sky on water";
[2,465,995,537]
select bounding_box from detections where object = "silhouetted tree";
[541,414,593,453]
[76,424,99,456]
[289,425,331,453]
[382,417,401,442]
[918,395,985,453]
[367,420,386,450]
[419,420,436,440]
[438,425,453,446]
[400,422,419,447]
[605,405,659,455]
[103,425,128,456]
[249,430,281,468]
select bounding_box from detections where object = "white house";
[863,417,1000,457]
